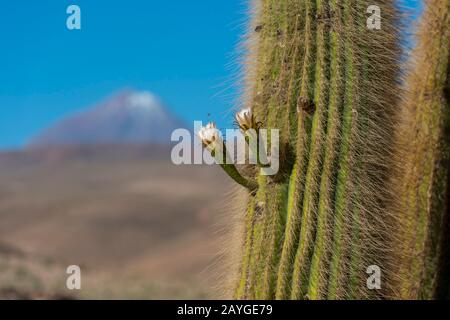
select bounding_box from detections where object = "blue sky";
[0,1,422,149]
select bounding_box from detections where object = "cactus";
[393,0,450,300]
[199,0,449,299]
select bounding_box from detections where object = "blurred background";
[0,0,422,299]
[0,0,245,299]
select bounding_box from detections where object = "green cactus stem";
[222,0,402,300]
[210,141,258,191]
[202,0,449,300]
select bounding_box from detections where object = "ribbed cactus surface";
[394,0,449,300]
[198,0,449,299]
[232,0,401,300]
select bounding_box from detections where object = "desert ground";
[0,144,233,299]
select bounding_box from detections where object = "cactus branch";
[219,163,258,191]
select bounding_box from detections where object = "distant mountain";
[29,90,186,147]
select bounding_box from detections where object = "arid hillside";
[0,144,232,299]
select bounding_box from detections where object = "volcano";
[29,90,186,147]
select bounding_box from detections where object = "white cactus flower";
[198,122,220,147]
[235,108,257,132]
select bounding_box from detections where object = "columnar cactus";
[199,0,449,299]
[393,0,449,300]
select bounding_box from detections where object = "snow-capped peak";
[29,89,187,146]
[126,91,161,111]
